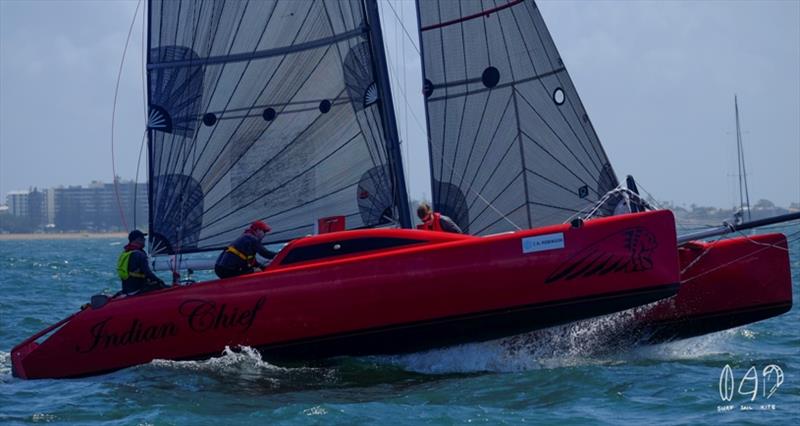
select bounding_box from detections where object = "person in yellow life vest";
[117,230,167,296]
[214,220,277,279]
[416,202,463,233]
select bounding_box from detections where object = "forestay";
[417,0,618,235]
[146,0,403,254]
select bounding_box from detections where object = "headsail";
[416,0,618,235]
[146,0,407,254]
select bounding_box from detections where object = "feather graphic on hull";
[545,227,658,284]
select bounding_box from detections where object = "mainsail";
[146,0,407,254]
[417,0,618,235]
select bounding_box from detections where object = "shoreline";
[0,232,128,241]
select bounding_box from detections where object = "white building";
[43,188,55,225]
[6,190,29,217]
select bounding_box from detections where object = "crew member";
[215,220,277,279]
[117,230,168,296]
[416,202,463,233]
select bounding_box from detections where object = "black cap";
[128,229,147,242]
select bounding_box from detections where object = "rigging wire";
[434,149,523,231]
[132,130,147,228]
[383,0,421,55]
[633,180,699,234]
[110,0,143,232]
[679,218,798,282]
[681,239,785,284]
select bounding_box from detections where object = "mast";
[734,95,752,222]
[363,0,412,229]
[145,0,154,244]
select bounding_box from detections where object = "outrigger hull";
[13,210,680,379]
[635,233,793,343]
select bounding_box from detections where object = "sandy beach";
[0,232,128,241]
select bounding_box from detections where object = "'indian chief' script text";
[75,297,266,353]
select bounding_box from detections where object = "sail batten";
[420,0,524,32]
[148,27,368,70]
[147,0,406,254]
[417,0,618,235]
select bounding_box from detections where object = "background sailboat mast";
[364,0,412,228]
[734,95,752,222]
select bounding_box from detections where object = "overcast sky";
[1,0,798,209]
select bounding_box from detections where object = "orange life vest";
[416,212,443,232]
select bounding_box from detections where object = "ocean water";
[1,228,798,425]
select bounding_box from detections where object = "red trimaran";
[12,0,794,379]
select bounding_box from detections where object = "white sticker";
[522,233,565,254]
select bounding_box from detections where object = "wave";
[0,351,10,382]
[146,346,336,388]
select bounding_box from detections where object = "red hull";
[12,210,679,379]
[635,233,793,342]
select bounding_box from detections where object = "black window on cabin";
[279,237,425,265]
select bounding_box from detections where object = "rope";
[680,235,724,276]
[633,180,703,234]
[563,185,655,224]
[632,180,666,211]
[682,242,774,284]
[732,224,798,252]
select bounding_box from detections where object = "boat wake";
[0,351,11,382]
[371,304,739,374]
[147,346,336,387]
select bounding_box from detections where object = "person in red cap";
[214,220,277,279]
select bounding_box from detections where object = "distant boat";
[734,94,752,223]
[11,0,794,379]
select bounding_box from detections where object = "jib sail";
[416,0,618,235]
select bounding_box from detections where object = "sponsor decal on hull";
[522,233,565,254]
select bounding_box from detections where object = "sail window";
[147,105,173,132]
[482,67,500,88]
[553,88,566,105]
[262,108,276,121]
[423,79,434,98]
[202,113,217,126]
[363,83,378,108]
[319,100,332,113]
